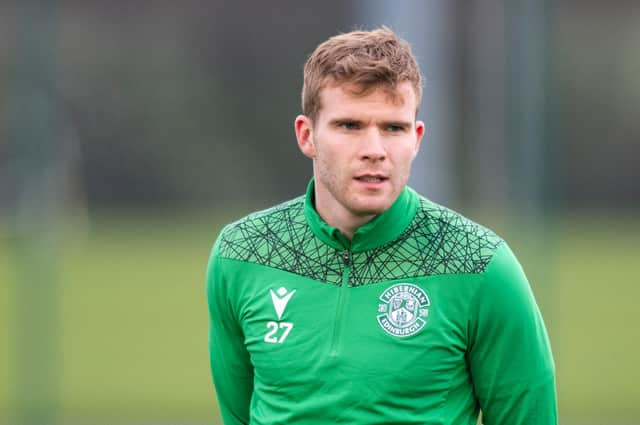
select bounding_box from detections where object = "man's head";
[295,27,425,238]
[301,26,423,122]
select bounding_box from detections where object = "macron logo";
[270,287,296,320]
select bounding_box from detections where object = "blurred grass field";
[1,209,639,424]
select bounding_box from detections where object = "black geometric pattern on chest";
[218,198,344,285]
[217,197,502,286]
[348,199,502,286]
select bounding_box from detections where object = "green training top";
[206,181,557,425]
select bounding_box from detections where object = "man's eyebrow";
[327,118,413,129]
[380,120,412,128]
[329,117,364,124]
[329,118,365,126]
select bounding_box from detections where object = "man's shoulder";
[225,195,306,230]
[214,195,309,261]
[414,195,502,243]
[403,194,505,275]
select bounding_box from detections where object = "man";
[207,27,557,424]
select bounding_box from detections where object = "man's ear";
[413,120,425,156]
[295,115,316,159]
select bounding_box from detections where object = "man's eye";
[386,125,404,132]
[340,122,359,130]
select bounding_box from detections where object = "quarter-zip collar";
[303,179,419,252]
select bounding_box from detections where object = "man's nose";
[359,130,387,161]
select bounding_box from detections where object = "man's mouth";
[355,175,387,183]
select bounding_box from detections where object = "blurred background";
[0,0,638,424]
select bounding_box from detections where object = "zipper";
[329,249,351,356]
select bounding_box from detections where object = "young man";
[207,27,557,424]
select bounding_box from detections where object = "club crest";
[377,283,429,338]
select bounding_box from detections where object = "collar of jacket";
[303,178,419,252]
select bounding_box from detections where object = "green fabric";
[207,183,557,425]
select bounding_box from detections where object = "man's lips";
[354,174,388,183]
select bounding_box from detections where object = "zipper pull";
[343,250,350,266]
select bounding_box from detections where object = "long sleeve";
[468,242,557,424]
[206,237,254,425]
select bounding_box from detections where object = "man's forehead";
[316,81,418,120]
[321,81,413,104]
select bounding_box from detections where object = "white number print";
[264,321,294,344]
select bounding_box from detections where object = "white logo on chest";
[270,287,296,320]
[377,283,429,338]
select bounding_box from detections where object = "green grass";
[1,209,639,424]
[58,219,214,422]
[551,215,640,422]
[0,249,11,421]
[496,213,640,423]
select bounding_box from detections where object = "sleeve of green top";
[468,242,557,425]
[206,235,254,425]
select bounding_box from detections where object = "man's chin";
[350,200,392,217]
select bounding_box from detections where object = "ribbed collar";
[303,179,419,252]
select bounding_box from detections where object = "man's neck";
[314,197,376,241]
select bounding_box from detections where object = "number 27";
[264,321,293,343]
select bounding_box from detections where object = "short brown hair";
[302,26,423,121]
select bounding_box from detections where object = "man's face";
[296,81,424,227]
